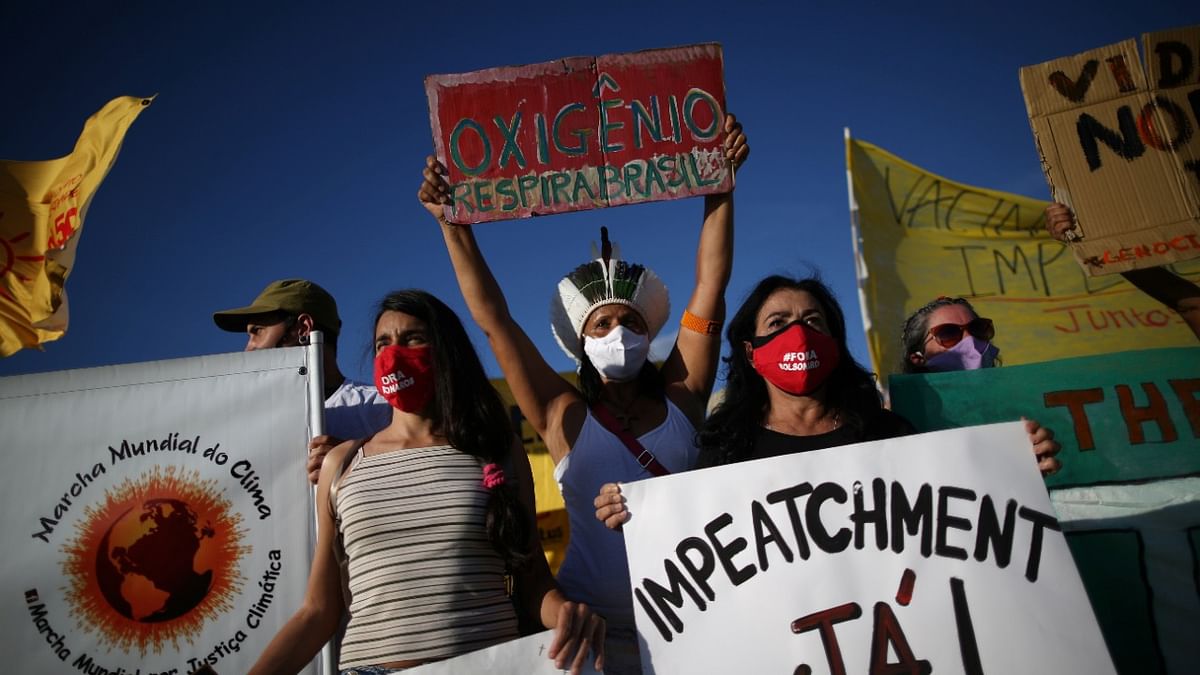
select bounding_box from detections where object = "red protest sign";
[425,43,730,224]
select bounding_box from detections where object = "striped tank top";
[334,444,518,669]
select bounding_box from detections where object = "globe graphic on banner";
[95,498,215,622]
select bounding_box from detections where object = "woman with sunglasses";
[900,297,999,373]
[899,296,1061,476]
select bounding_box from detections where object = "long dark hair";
[899,296,981,374]
[697,276,882,467]
[374,290,531,569]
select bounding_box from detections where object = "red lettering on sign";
[1116,383,1178,444]
[1044,388,1105,451]
[1168,378,1200,438]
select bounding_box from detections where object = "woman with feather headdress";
[418,114,748,674]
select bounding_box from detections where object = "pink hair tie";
[482,463,506,490]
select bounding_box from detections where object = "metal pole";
[304,331,336,675]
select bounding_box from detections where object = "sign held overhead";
[425,44,731,224]
[1020,25,1200,276]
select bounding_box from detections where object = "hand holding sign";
[594,482,629,530]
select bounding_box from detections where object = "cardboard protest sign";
[0,348,316,673]
[425,44,730,224]
[846,135,1200,387]
[408,630,601,675]
[621,423,1115,674]
[890,348,1200,674]
[1020,25,1200,276]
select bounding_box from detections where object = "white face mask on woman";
[583,325,650,381]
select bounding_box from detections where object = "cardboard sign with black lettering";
[1020,25,1200,276]
[620,423,1115,674]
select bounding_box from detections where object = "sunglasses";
[926,317,994,348]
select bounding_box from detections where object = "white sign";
[621,422,1115,674]
[408,630,601,675]
[0,348,316,674]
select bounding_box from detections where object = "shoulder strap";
[328,439,365,519]
[590,405,670,477]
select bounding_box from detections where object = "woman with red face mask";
[596,277,1061,528]
[250,290,604,675]
[696,276,913,467]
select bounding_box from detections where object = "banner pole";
[304,331,335,675]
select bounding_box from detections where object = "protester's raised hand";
[418,155,452,220]
[593,482,629,530]
[1045,203,1079,242]
[547,600,605,674]
[306,435,344,485]
[723,113,749,173]
[1023,417,1062,476]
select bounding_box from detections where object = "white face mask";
[583,325,650,382]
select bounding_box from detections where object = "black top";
[702,408,916,466]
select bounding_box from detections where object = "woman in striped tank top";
[250,290,605,674]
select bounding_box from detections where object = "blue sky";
[1,1,1196,383]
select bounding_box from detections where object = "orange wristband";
[681,309,721,336]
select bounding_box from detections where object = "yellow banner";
[0,96,152,357]
[847,135,1200,387]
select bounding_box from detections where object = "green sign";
[890,347,1200,489]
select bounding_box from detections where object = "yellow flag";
[0,96,151,357]
[846,134,1200,387]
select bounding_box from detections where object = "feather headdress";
[550,227,670,362]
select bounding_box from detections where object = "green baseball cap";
[213,279,341,335]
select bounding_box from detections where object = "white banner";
[408,630,601,675]
[622,422,1115,674]
[0,348,316,674]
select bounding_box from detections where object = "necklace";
[602,395,640,432]
[765,410,842,434]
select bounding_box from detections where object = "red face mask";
[373,345,435,412]
[750,322,841,395]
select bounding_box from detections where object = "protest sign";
[621,423,1114,674]
[846,134,1199,387]
[408,630,600,675]
[1019,25,1200,276]
[889,349,1200,674]
[0,348,316,674]
[426,44,730,223]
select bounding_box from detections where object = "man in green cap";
[214,279,391,483]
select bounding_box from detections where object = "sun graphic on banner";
[0,215,46,303]
[61,466,250,655]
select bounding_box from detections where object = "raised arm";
[420,158,584,461]
[660,114,750,419]
[1045,202,1200,340]
[248,442,351,675]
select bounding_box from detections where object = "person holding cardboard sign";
[1045,202,1200,340]
[419,113,748,674]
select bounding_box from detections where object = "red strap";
[590,405,670,477]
